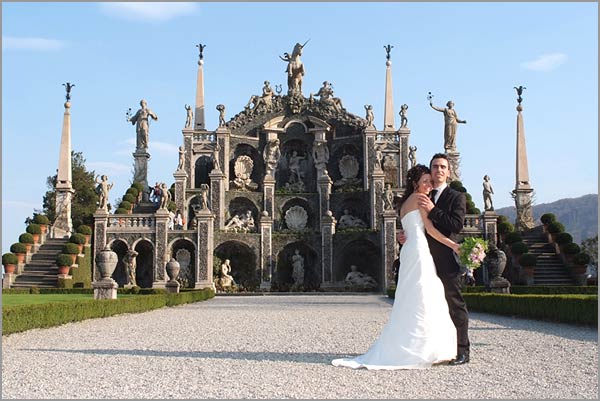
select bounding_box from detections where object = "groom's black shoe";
[449,354,470,365]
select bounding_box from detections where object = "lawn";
[2,294,135,306]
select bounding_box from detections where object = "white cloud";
[87,161,132,176]
[521,53,568,71]
[99,2,199,22]
[2,36,67,51]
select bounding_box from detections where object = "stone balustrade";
[107,215,156,231]
[462,214,483,236]
[193,132,215,142]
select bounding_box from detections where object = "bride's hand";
[452,243,461,254]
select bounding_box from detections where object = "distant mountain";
[495,194,598,244]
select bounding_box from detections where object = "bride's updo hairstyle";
[400,164,431,205]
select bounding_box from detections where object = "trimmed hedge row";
[463,293,597,326]
[2,288,215,335]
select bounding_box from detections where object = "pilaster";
[263,175,276,222]
[260,211,274,289]
[209,170,226,230]
[153,208,170,288]
[195,209,215,290]
[381,209,398,291]
[317,173,332,222]
[173,170,188,224]
[363,128,377,190]
[320,211,336,284]
[215,127,230,190]
[370,170,385,230]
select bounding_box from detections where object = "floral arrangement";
[456,237,488,279]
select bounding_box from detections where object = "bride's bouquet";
[456,237,488,281]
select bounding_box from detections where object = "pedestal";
[92,209,109,281]
[173,170,188,223]
[490,277,511,294]
[166,280,181,294]
[446,150,461,182]
[93,278,118,300]
[483,211,499,246]
[263,176,275,222]
[133,151,151,201]
[317,174,332,224]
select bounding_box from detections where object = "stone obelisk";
[194,43,206,131]
[383,44,395,132]
[53,83,75,238]
[512,86,535,231]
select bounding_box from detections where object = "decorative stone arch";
[330,142,363,185]
[169,237,197,288]
[335,239,381,288]
[225,196,260,230]
[108,238,129,287]
[229,143,262,188]
[274,242,319,291]
[334,196,370,229]
[214,240,259,290]
[194,154,213,189]
[279,197,314,231]
[130,238,154,288]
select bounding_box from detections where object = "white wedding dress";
[332,209,457,370]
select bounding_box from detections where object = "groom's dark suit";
[425,185,470,358]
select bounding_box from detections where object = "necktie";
[430,189,438,203]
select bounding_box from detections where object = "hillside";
[495,194,598,243]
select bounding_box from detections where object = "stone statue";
[373,145,384,171]
[382,154,398,187]
[62,82,75,102]
[224,210,255,233]
[220,259,236,288]
[408,145,417,168]
[483,175,494,211]
[291,249,304,285]
[430,100,466,152]
[246,80,274,113]
[284,205,308,231]
[337,209,367,230]
[177,146,185,170]
[314,81,344,112]
[383,183,394,211]
[312,139,329,177]
[196,43,206,61]
[335,154,361,187]
[285,150,306,191]
[159,182,171,209]
[514,85,526,104]
[384,44,393,61]
[280,40,308,94]
[364,104,374,127]
[231,155,258,190]
[185,104,193,128]
[216,104,226,127]
[124,249,138,286]
[200,183,209,210]
[345,265,377,289]
[128,99,158,152]
[95,174,113,211]
[212,143,221,172]
[263,138,281,177]
[399,104,408,128]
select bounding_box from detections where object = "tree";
[581,235,598,267]
[42,151,99,229]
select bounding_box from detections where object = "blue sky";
[2,2,598,254]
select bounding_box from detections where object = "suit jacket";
[426,186,466,276]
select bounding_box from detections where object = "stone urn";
[166,258,180,282]
[95,246,118,279]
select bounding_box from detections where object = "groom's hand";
[416,193,434,213]
[397,230,406,245]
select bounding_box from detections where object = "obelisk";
[194,43,206,131]
[383,44,395,132]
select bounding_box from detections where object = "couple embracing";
[333,153,470,370]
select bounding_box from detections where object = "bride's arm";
[419,207,460,253]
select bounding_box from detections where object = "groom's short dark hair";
[429,153,449,169]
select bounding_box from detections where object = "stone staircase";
[11,238,70,288]
[521,226,575,286]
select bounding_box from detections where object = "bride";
[332,164,459,370]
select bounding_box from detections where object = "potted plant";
[119,200,132,213]
[123,193,137,206]
[18,233,35,253]
[26,223,42,244]
[56,253,73,275]
[497,221,514,245]
[69,233,87,254]
[547,221,565,243]
[9,243,27,264]
[76,225,93,245]
[572,252,591,285]
[561,242,581,265]
[62,242,81,265]
[33,214,50,234]
[2,253,18,274]
[540,213,556,233]
[518,253,537,285]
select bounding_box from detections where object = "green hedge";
[2,288,214,335]
[463,293,597,325]
[71,246,92,289]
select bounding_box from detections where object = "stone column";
[153,208,170,288]
[381,209,398,291]
[215,127,230,191]
[183,130,194,190]
[370,170,385,230]
[263,175,275,222]
[317,173,332,224]
[173,170,188,224]
[446,150,461,183]
[398,128,410,188]
[209,170,226,230]
[482,211,499,247]
[259,211,273,289]
[321,211,336,285]
[133,151,151,201]
[195,209,215,290]
[92,209,109,281]
[363,128,377,190]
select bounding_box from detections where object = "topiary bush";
[498,221,514,235]
[33,214,50,225]
[119,200,132,211]
[62,243,80,255]
[123,194,136,204]
[115,208,129,215]
[547,221,565,234]
[540,213,557,225]
[76,225,92,235]
[69,233,86,245]
[10,243,27,254]
[2,253,18,265]
[510,241,529,255]
[132,181,144,193]
[562,242,581,255]
[555,232,573,246]
[574,252,591,265]
[56,254,74,267]
[519,253,538,267]
[504,232,523,245]
[126,187,139,198]
[26,223,42,234]
[19,233,34,244]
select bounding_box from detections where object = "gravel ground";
[2,294,598,399]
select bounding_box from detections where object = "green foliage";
[123,193,137,204]
[574,252,591,266]
[10,243,27,254]
[76,225,92,235]
[497,215,509,224]
[42,151,99,228]
[26,223,41,234]
[509,286,598,294]
[115,208,129,215]
[562,242,581,255]
[131,181,144,193]
[167,201,177,212]
[547,221,565,234]
[510,241,529,255]
[126,187,139,198]
[497,221,514,235]
[33,214,50,225]
[518,253,537,267]
[56,254,74,267]
[119,200,132,210]
[581,235,598,267]
[62,243,80,255]
[69,233,87,245]
[504,231,523,245]
[540,213,557,225]
[555,232,573,246]
[71,246,92,288]
[18,233,34,244]
[2,253,18,265]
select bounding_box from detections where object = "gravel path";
[2,294,597,399]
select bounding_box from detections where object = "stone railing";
[107,215,156,231]
[193,132,215,142]
[462,214,484,236]
[376,132,400,143]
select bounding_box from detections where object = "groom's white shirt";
[433,182,447,204]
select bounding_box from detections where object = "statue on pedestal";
[429,99,466,152]
[124,249,138,286]
[312,139,329,177]
[483,175,494,211]
[345,265,377,290]
[263,138,281,177]
[291,249,305,285]
[184,104,193,128]
[95,174,113,211]
[280,41,308,94]
[128,99,158,152]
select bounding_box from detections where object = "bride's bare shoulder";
[400,194,418,219]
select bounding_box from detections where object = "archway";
[274,242,319,291]
[194,155,212,188]
[133,239,154,288]
[109,239,129,287]
[171,238,196,288]
[214,240,258,290]
[336,240,381,289]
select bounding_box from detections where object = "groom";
[419,153,469,365]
